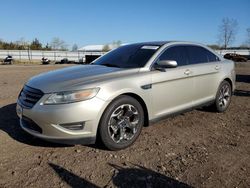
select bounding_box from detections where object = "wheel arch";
[98,92,149,129]
[216,76,234,96]
[121,92,149,127]
[223,78,233,93]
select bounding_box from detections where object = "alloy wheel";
[108,104,139,143]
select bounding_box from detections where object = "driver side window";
[159,46,188,66]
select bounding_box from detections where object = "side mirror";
[154,60,177,71]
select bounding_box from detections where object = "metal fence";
[0,50,106,62]
[0,49,249,62]
[216,49,250,56]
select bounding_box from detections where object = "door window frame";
[150,44,221,70]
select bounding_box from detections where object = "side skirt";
[149,100,215,125]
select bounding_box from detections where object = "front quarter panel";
[96,71,153,119]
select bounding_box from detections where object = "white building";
[78,44,105,52]
[78,43,123,52]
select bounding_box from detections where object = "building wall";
[0,49,249,61]
[0,50,105,62]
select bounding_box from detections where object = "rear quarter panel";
[219,59,236,91]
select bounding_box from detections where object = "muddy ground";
[0,63,249,188]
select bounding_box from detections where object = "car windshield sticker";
[141,46,159,50]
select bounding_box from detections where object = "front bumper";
[17,95,108,145]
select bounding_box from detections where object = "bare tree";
[102,44,110,52]
[50,37,68,50]
[218,18,238,49]
[72,44,78,51]
[16,37,30,49]
[112,40,122,48]
[30,38,42,50]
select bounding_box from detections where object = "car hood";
[26,65,139,93]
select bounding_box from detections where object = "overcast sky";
[0,0,249,48]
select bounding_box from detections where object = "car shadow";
[0,103,70,147]
[110,163,192,188]
[236,74,250,83]
[234,74,250,97]
[49,163,99,188]
[234,89,250,97]
[49,162,192,188]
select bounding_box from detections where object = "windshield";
[93,44,160,68]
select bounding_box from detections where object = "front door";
[151,46,194,118]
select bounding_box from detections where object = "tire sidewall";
[215,81,232,112]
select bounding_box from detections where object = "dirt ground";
[0,63,249,188]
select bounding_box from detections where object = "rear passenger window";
[159,46,188,66]
[207,50,220,62]
[187,46,220,64]
[186,46,208,64]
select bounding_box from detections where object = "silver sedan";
[17,41,235,150]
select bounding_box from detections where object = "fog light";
[59,122,85,130]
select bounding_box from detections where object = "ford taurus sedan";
[16,41,235,150]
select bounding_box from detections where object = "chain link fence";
[0,50,106,62]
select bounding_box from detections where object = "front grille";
[18,85,44,109]
[21,116,42,133]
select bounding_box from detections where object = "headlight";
[43,88,100,105]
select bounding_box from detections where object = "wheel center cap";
[119,119,129,128]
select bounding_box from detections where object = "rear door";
[186,45,221,105]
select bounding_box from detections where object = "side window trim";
[150,44,221,70]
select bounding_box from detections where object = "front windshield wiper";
[100,63,120,68]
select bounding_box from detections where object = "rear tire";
[212,80,232,112]
[98,95,144,150]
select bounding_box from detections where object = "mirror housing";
[153,60,177,71]
[158,60,177,68]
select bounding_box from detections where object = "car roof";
[124,41,217,53]
[130,41,207,47]
[132,41,173,46]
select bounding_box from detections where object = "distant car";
[224,53,247,62]
[17,41,235,150]
[60,58,69,64]
[57,58,75,64]
[41,57,50,65]
[3,55,13,65]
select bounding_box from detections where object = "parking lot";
[0,63,249,187]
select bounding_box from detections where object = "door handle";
[215,65,220,70]
[184,69,191,75]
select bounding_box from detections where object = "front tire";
[212,80,232,112]
[98,95,144,150]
